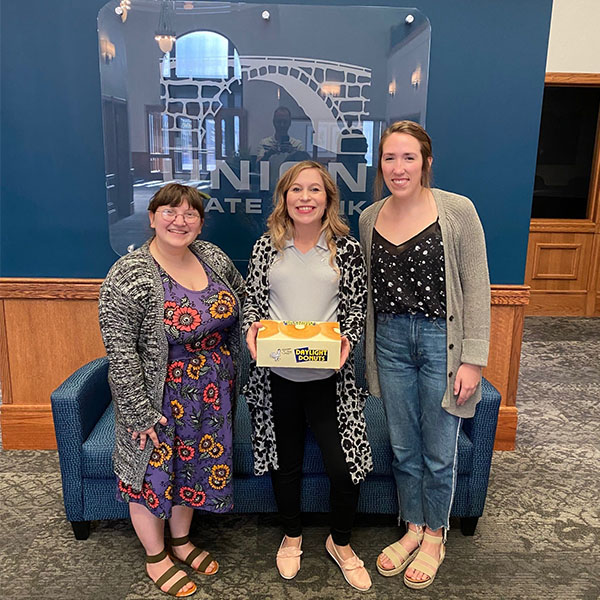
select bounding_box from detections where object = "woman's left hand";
[454,363,482,406]
[129,415,168,450]
[339,336,351,369]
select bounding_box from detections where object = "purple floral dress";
[117,261,237,518]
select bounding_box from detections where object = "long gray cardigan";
[358,188,490,419]
[98,239,244,490]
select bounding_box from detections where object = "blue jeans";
[376,312,461,531]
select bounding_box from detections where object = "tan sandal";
[403,532,445,590]
[146,549,197,597]
[325,534,372,592]
[276,535,303,579]
[170,535,218,576]
[376,527,424,577]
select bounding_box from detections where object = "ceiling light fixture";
[155,1,176,53]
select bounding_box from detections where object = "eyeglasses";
[156,208,201,223]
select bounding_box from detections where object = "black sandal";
[170,535,219,576]
[146,549,197,597]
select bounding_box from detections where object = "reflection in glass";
[176,31,239,78]
[205,118,216,171]
[98,1,431,267]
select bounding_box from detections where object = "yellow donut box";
[256,320,341,369]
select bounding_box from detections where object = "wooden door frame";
[526,73,600,316]
[533,73,600,231]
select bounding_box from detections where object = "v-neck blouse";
[371,220,446,318]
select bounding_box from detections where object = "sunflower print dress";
[117,261,237,518]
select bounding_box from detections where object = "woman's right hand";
[129,415,168,450]
[246,321,262,361]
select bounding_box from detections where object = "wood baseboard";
[494,406,518,450]
[0,405,57,450]
[525,290,588,316]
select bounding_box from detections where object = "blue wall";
[0,0,553,282]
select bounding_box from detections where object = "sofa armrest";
[461,378,501,515]
[50,357,110,521]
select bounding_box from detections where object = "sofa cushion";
[82,404,115,479]
[233,395,326,475]
[234,393,473,477]
[233,396,254,475]
[456,429,473,475]
[83,392,474,481]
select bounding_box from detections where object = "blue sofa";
[51,350,500,540]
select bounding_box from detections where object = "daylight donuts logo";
[294,347,329,362]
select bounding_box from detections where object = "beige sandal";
[376,527,424,577]
[403,532,445,590]
[276,535,303,580]
[325,534,372,592]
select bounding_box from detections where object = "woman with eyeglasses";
[99,183,244,597]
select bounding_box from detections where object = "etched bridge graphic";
[161,55,372,154]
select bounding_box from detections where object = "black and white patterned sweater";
[241,233,373,485]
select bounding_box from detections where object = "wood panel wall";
[525,222,599,315]
[525,73,600,316]
[0,279,528,450]
[0,280,105,449]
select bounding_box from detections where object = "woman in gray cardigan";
[359,121,490,590]
[99,184,244,597]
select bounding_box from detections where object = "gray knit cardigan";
[98,239,244,489]
[358,188,490,419]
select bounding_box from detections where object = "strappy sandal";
[325,534,372,592]
[403,532,445,590]
[276,535,303,580]
[376,527,424,577]
[170,535,219,576]
[146,549,197,597]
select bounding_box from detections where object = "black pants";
[269,372,360,546]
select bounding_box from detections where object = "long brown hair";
[374,120,433,201]
[267,161,349,271]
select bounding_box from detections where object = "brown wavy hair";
[267,161,349,271]
[374,120,433,201]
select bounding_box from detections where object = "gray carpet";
[1,317,599,599]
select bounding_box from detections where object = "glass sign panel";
[98,1,430,268]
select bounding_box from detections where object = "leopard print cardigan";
[241,233,373,485]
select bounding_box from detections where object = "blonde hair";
[267,161,349,272]
[374,120,433,201]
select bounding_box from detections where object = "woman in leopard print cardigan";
[242,161,373,591]
[242,234,373,482]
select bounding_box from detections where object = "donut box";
[256,320,341,369]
